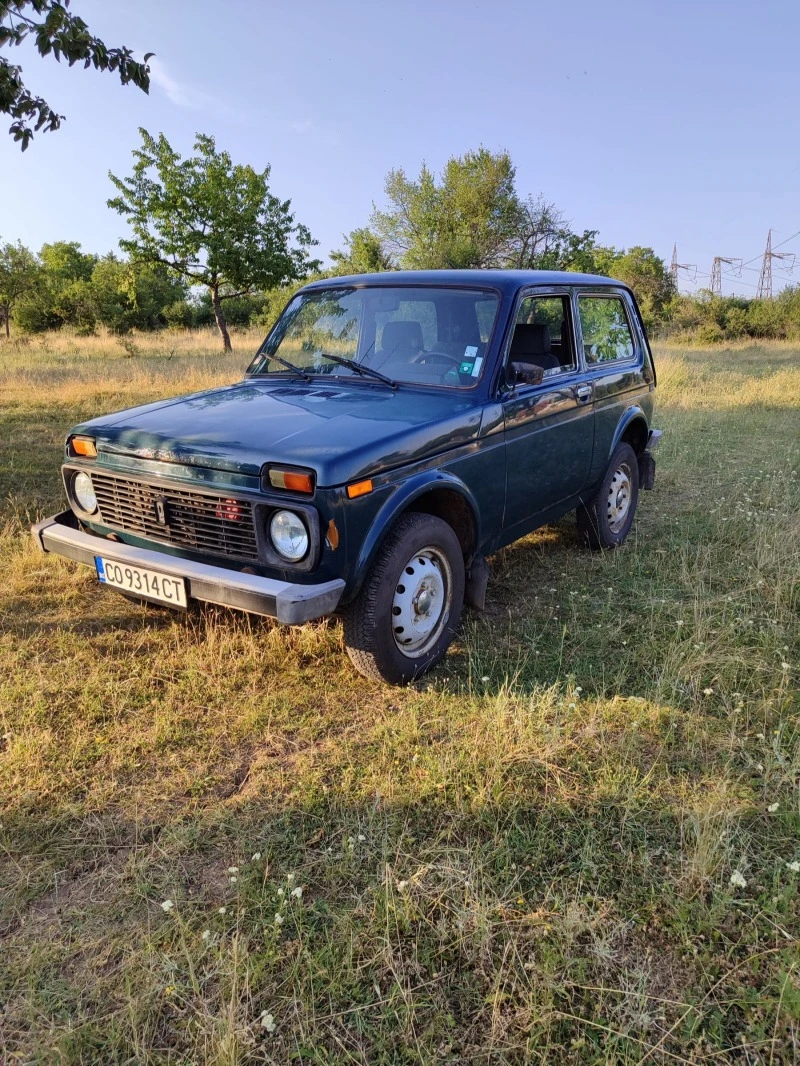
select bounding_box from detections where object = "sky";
[2,0,799,298]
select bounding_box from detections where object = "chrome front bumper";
[32,511,345,625]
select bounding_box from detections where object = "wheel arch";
[351,472,480,599]
[611,407,649,458]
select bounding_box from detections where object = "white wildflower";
[397,880,408,892]
[260,1010,276,1033]
[251,852,262,862]
[277,887,284,897]
[729,870,747,889]
[291,886,303,899]
[702,687,714,696]
[227,866,239,874]
[357,834,366,842]
[767,803,779,813]
[229,876,238,884]
[218,907,227,914]
[786,861,800,874]
[201,929,211,941]
[160,899,174,912]
[274,913,284,925]
[481,675,490,682]
[781,662,790,671]
[287,872,295,882]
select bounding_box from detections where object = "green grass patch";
[0,339,798,1063]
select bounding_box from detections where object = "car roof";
[300,269,628,296]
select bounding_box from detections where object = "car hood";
[73,379,485,487]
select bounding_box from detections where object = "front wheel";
[577,442,640,549]
[342,513,465,684]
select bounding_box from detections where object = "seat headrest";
[381,320,423,353]
[510,323,552,360]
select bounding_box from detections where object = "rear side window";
[578,295,635,364]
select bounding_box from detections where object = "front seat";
[379,320,424,359]
[509,323,561,372]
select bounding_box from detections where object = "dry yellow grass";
[0,333,798,1064]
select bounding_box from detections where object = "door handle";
[574,384,593,404]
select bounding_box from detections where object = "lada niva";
[34,270,661,684]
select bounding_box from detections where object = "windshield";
[247,285,500,388]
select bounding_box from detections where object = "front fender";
[349,470,481,600]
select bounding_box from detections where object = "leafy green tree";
[0,238,38,336]
[108,129,319,351]
[370,148,520,269]
[14,239,97,331]
[1,1,152,149]
[610,246,675,327]
[330,227,393,275]
[90,255,186,332]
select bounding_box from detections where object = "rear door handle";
[574,384,593,404]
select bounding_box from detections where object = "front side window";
[248,286,500,388]
[505,294,576,379]
[578,295,636,364]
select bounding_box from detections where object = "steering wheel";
[410,350,464,367]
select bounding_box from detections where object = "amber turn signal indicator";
[346,479,373,499]
[268,468,314,493]
[70,437,97,458]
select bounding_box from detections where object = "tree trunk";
[2,304,9,339]
[210,286,232,352]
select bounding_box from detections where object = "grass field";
[1,331,798,1065]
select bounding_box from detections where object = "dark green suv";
[34,270,661,684]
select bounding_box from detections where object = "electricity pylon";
[756,229,795,299]
[710,256,742,297]
[670,243,695,291]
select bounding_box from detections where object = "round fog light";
[270,509,308,562]
[73,471,98,514]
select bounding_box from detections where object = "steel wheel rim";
[607,464,633,533]
[391,546,452,658]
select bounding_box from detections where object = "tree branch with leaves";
[0,1,152,149]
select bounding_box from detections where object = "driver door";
[501,291,594,532]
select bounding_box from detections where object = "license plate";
[95,557,187,608]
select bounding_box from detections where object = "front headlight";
[73,471,98,514]
[269,509,308,561]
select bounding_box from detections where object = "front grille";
[90,471,260,562]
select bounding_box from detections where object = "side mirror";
[510,361,544,387]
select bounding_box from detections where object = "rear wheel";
[342,513,465,684]
[577,442,640,549]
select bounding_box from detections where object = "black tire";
[342,512,465,684]
[577,442,640,549]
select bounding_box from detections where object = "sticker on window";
[464,345,478,358]
[459,360,474,374]
[471,356,483,377]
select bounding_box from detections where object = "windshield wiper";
[261,352,312,381]
[320,352,397,389]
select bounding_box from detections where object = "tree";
[90,254,185,332]
[330,227,393,275]
[0,238,38,336]
[609,246,675,328]
[1,1,152,149]
[15,240,96,331]
[108,129,319,351]
[370,148,521,269]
